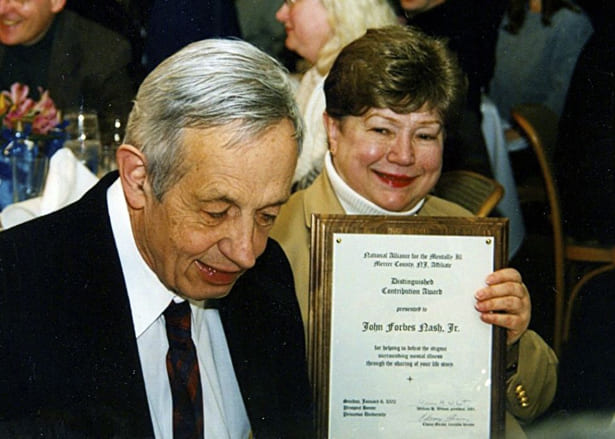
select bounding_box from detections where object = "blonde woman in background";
[276,0,398,190]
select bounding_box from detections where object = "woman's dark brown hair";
[324,25,467,130]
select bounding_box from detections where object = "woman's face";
[326,107,444,212]
[275,0,332,63]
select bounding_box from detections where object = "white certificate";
[309,216,507,439]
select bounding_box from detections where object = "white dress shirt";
[106,179,251,439]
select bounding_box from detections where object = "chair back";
[434,170,504,217]
[512,103,615,355]
[511,103,565,352]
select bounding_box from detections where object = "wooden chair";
[434,170,504,217]
[511,103,615,355]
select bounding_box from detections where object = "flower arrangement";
[1,82,67,157]
[1,83,67,209]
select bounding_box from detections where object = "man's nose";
[218,220,258,270]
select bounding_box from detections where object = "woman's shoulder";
[419,195,473,217]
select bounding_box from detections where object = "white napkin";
[0,148,99,229]
[0,197,42,229]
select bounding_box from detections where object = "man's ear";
[51,0,67,14]
[116,144,148,209]
[323,112,341,156]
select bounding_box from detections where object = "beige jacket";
[271,170,558,437]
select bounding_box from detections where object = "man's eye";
[371,127,390,135]
[205,210,227,219]
[257,213,277,227]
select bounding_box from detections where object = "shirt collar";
[106,179,179,337]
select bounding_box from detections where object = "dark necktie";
[164,301,204,439]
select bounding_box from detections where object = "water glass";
[11,153,49,203]
[64,111,102,174]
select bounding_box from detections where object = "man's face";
[0,0,64,46]
[131,120,298,301]
[400,0,446,16]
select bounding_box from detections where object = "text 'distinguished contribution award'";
[309,215,507,439]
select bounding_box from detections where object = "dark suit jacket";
[0,10,136,144]
[0,173,314,438]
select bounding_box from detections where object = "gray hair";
[124,38,303,199]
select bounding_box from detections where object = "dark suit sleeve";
[0,175,154,438]
[219,238,315,439]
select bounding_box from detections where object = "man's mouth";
[1,16,21,27]
[195,260,241,286]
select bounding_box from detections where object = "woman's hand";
[474,268,531,345]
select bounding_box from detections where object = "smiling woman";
[270,27,558,438]
[270,24,468,330]
[325,107,443,213]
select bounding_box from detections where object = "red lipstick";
[374,171,415,188]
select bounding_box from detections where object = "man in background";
[0,0,135,143]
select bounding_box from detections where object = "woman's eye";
[417,133,438,141]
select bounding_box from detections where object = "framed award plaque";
[309,215,508,439]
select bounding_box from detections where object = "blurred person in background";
[276,0,398,190]
[0,0,135,144]
[489,0,593,149]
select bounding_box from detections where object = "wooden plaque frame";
[309,215,508,438]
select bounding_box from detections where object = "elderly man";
[0,39,313,438]
[0,0,135,143]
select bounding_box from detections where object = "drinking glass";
[11,152,49,203]
[64,111,102,174]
